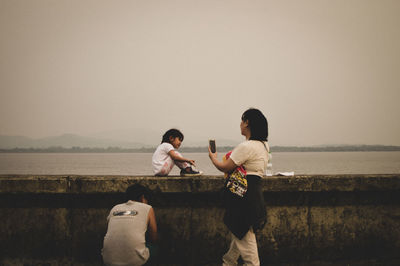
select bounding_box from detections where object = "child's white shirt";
[152,142,175,175]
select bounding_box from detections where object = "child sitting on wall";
[152,128,202,176]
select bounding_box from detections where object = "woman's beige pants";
[222,228,260,266]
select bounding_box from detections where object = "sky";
[1,0,399,146]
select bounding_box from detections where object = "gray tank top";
[102,200,151,266]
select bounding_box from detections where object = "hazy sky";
[1,0,399,146]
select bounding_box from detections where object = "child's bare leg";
[174,152,202,176]
[173,151,192,170]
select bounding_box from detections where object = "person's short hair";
[125,184,152,202]
[161,128,184,143]
[241,108,268,141]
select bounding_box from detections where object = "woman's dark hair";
[161,128,184,143]
[241,108,268,141]
[126,184,152,202]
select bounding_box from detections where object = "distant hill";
[89,128,241,147]
[89,128,161,147]
[271,145,400,152]
[1,144,400,153]
[0,131,241,149]
[0,135,34,148]
[0,134,147,149]
[182,138,240,147]
[1,134,399,152]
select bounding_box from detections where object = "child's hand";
[188,159,196,166]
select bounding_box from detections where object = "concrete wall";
[0,175,400,265]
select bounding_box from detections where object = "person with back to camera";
[102,184,158,266]
[208,108,269,266]
[152,128,202,177]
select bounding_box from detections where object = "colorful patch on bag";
[223,151,248,197]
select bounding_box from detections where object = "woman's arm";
[147,207,158,243]
[208,146,238,173]
[168,150,195,165]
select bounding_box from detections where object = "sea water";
[0,152,399,176]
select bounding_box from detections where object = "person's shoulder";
[235,140,265,153]
[126,200,152,210]
[160,142,173,149]
[247,140,267,146]
[135,201,152,211]
[115,202,127,207]
[232,141,250,155]
[236,140,252,149]
[110,202,126,212]
[247,140,268,150]
[154,142,174,153]
[242,140,253,145]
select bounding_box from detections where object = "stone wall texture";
[1,174,400,265]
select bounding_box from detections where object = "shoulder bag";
[223,151,248,198]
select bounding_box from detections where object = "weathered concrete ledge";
[2,174,399,193]
[1,175,400,265]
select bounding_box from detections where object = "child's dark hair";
[161,128,184,143]
[241,108,268,142]
[125,184,152,202]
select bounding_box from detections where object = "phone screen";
[209,139,216,153]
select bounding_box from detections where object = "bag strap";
[261,141,269,153]
[261,141,270,165]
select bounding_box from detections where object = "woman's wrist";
[211,157,219,167]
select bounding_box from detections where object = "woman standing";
[209,108,269,266]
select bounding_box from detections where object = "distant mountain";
[89,128,241,148]
[181,138,240,147]
[89,128,161,147]
[271,145,400,152]
[0,135,34,149]
[0,134,147,149]
[0,132,239,149]
[3,133,398,152]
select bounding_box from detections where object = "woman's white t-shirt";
[230,140,269,177]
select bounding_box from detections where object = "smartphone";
[209,139,216,153]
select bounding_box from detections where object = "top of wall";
[0,175,399,194]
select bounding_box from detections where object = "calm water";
[0,152,399,176]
